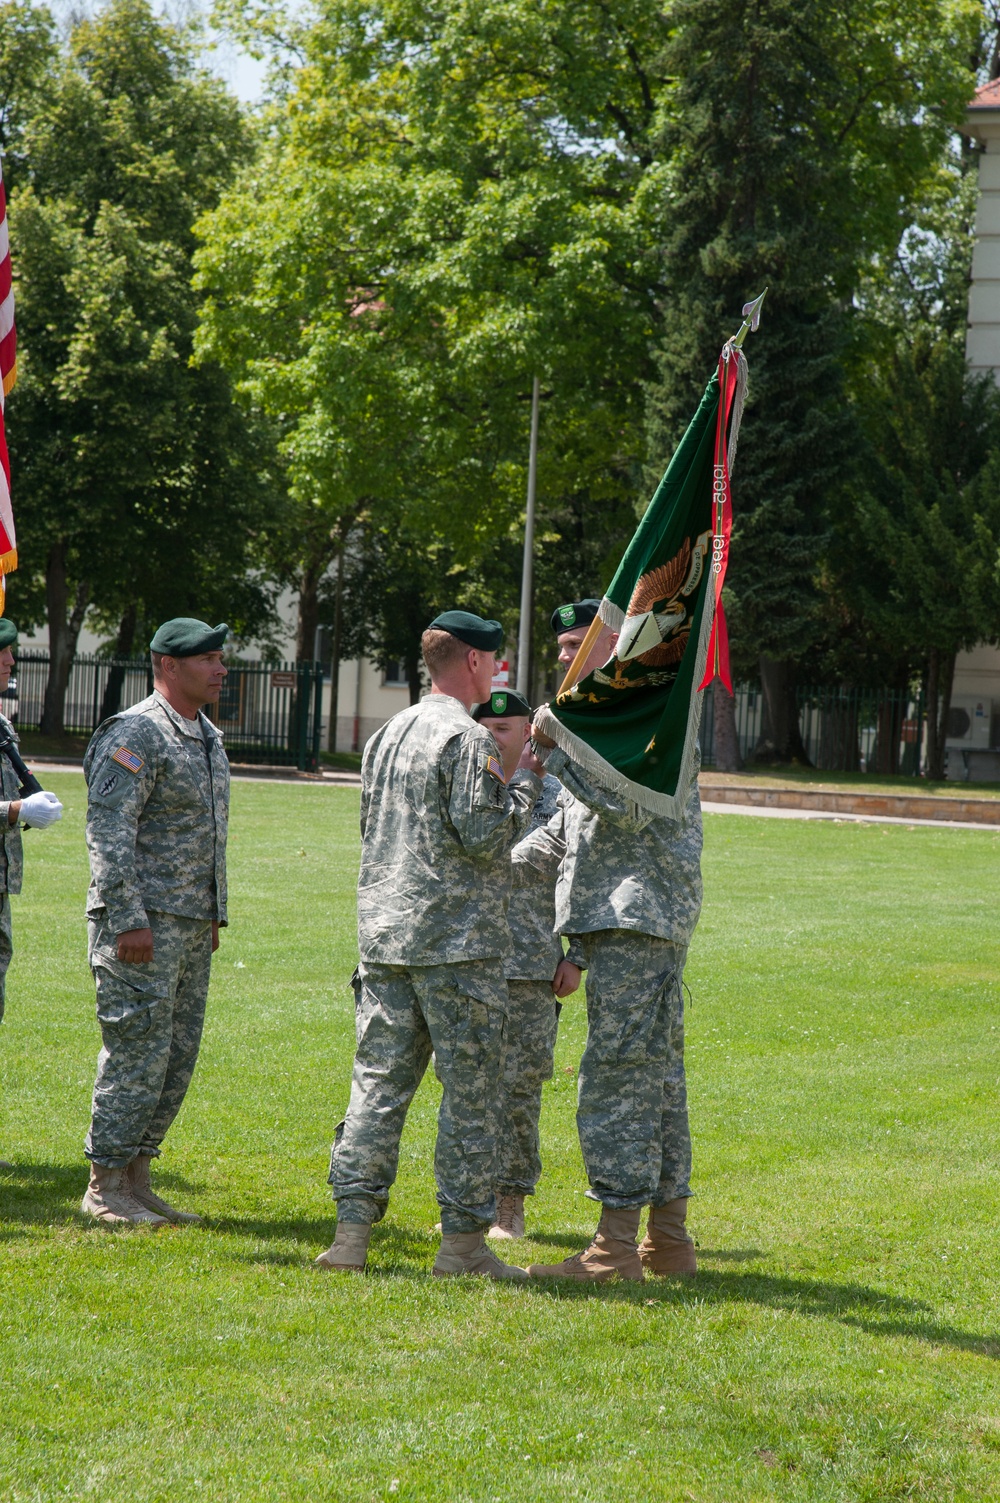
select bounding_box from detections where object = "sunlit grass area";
[2,774,1000,1500]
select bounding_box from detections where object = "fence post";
[311,663,323,773]
[295,664,309,772]
[915,686,924,777]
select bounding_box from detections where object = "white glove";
[19,790,64,829]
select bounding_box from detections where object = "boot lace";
[494,1195,520,1233]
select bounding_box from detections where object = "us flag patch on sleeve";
[111,745,144,775]
[485,755,505,783]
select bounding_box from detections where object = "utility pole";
[516,375,540,698]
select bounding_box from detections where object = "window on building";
[383,660,407,687]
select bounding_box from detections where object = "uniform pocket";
[92,961,162,1039]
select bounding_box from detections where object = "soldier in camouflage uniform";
[319,612,544,1280]
[469,689,581,1241]
[80,618,230,1228]
[0,619,65,1169]
[527,604,703,1283]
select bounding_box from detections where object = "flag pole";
[516,375,540,698]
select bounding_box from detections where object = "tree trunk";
[40,542,90,737]
[98,601,138,724]
[405,646,422,706]
[711,677,743,772]
[872,677,908,776]
[326,544,345,753]
[295,557,322,664]
[815,689,859,772]
[754,655,811,764]
[924,647,956,780]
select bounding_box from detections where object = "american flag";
[0,172,19,611]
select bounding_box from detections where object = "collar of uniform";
[152,688,209,741]
[426,693,474,719]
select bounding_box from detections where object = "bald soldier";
[318,612,544,1279]
[0,620,65,1169]
[80,618,230,1227]
[527,600,702,1283]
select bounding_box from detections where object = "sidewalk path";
[700,800,997,831]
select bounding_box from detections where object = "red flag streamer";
[697,345,743,692]
[0,174,19,614]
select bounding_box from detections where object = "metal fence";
[7,653,325,771]
[700,683,925,775]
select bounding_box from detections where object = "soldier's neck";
[428,681,475,713]
[154,683,203,722]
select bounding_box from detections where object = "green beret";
[0,619,18,650]
[551,598,601,635]
[428,610,503,651]
[473,690,532,721]
[150,617,229,657]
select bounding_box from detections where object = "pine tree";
[646,0,978,760]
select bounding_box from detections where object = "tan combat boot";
[81,1163,168,1226]
[639,1198,697,1277]
[127,1154,203,1225]
[487,1194,526,1240]
[433,1231,529,1280]
[528,1207,644,1282]
[315,1223,372,1272]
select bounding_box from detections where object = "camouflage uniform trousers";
[495,978,559,1197]
[0,893,13,1025]
[576,929,691,1210]
[329,958,509,1233]
[85,911,213,1168]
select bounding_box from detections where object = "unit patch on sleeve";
[97,772,119,799]
[111,745,144,775]
[485,755,505,783]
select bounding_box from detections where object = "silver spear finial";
[731,289,767,350]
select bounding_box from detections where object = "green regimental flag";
[534,346,748,820]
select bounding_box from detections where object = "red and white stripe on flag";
[0,174,19,612]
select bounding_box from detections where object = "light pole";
[516,375,540,698]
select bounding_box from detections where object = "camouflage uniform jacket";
[0,712,24,895]
[543,746,703,947]
[84,691,230,935]
[357,694,542,966]
[506,773,567,980]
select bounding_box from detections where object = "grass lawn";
[2,775,1000,1501]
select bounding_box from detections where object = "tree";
[819,115,1000,779]
[196,0,675,683]
[3,0,279,730]
[646,0,981,761]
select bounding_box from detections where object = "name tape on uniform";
[111,745,144,775]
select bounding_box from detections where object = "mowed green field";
[2,775,1000,1502]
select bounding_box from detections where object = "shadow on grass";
[0,1161,85,1227]
[528,1263,1000,1360]
[4,1175,998,1360]
[696,1247,765,1262]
